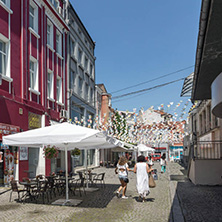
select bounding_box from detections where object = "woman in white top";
[115,156,133,199]
[134,155,153,202]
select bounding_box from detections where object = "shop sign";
[19,147,28,161]
[0,123,20,140]
[28,112,41,129]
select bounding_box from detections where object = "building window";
[47,71,54,99]
[71,69,76,89]
[71,103,84,123]
[70,39,75,56]
[84,56,88,70]
[78,48,82,64]
[78,76,82,96]
[29,1,38,33]
[30,60,37,90]
[56,77,62,103]
[49,0,59,9]
[47,20,53,48]
[0,40,6,76]
[90,64,93,76]
[56,31,62,55]
[85,83,89,101]
[90,87,93,104]
[1,0,10,9]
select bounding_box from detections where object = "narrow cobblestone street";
[0,162,221,222]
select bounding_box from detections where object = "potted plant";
[71,148,80,156]
[43,145,59,159]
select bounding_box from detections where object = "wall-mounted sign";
[0,123,20,140]
[20,147,28,161]
[28,112,41,129]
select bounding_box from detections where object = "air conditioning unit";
[60,109,68,119]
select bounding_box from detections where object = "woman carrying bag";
[133,155,153,202]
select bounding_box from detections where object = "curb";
[168,165,185,222]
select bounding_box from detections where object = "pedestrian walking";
[133,155,153,202]
[115,156,133,199]
[160,153,167,173]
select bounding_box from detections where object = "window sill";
[56,52,63,60]
[0,2,13,14]
[71,55,77,62]
[56,101,64,106]
[28,27,40,39]
[2,74,13,82]
[29,88,40,95]
[47,97,55,102]
[47,44,55,53]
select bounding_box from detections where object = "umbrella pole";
[85,149,89,189]
[65,146,69,202]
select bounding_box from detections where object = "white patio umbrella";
[3,122,110,205]
[137,144,155,152]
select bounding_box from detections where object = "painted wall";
[189,159,222,185]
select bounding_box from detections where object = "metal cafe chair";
[9,180,26,202]
[92,173,106,188]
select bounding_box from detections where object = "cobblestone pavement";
[0,162,221,222]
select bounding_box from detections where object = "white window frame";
[47,70,54,100]
[29,57,38,91]
[0,0,10,8]
[56,76,62,104]
[56,30,62,56]
[29,0,38,34]
[47,19,53,49]
[0,40,7,77]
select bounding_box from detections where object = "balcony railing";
[194,141,222,159]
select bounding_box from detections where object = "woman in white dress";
[134,155,153,202]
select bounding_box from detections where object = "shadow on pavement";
[133,196,155,203]
[0,204,21,211]
[168,170,222,222]
[18,183,120,208]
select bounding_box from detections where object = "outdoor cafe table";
[19,181,37,200]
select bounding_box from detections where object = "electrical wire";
[112,77,185,100]
[110,65,194,94]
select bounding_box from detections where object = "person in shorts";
[115,156,133,199]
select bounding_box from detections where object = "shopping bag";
[149,173,156,188]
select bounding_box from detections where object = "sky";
[70,0,201,118]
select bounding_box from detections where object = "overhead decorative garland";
[67,99,191,147]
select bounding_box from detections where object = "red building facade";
[0,0,69,184]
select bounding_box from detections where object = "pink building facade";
[0,0,69,185]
